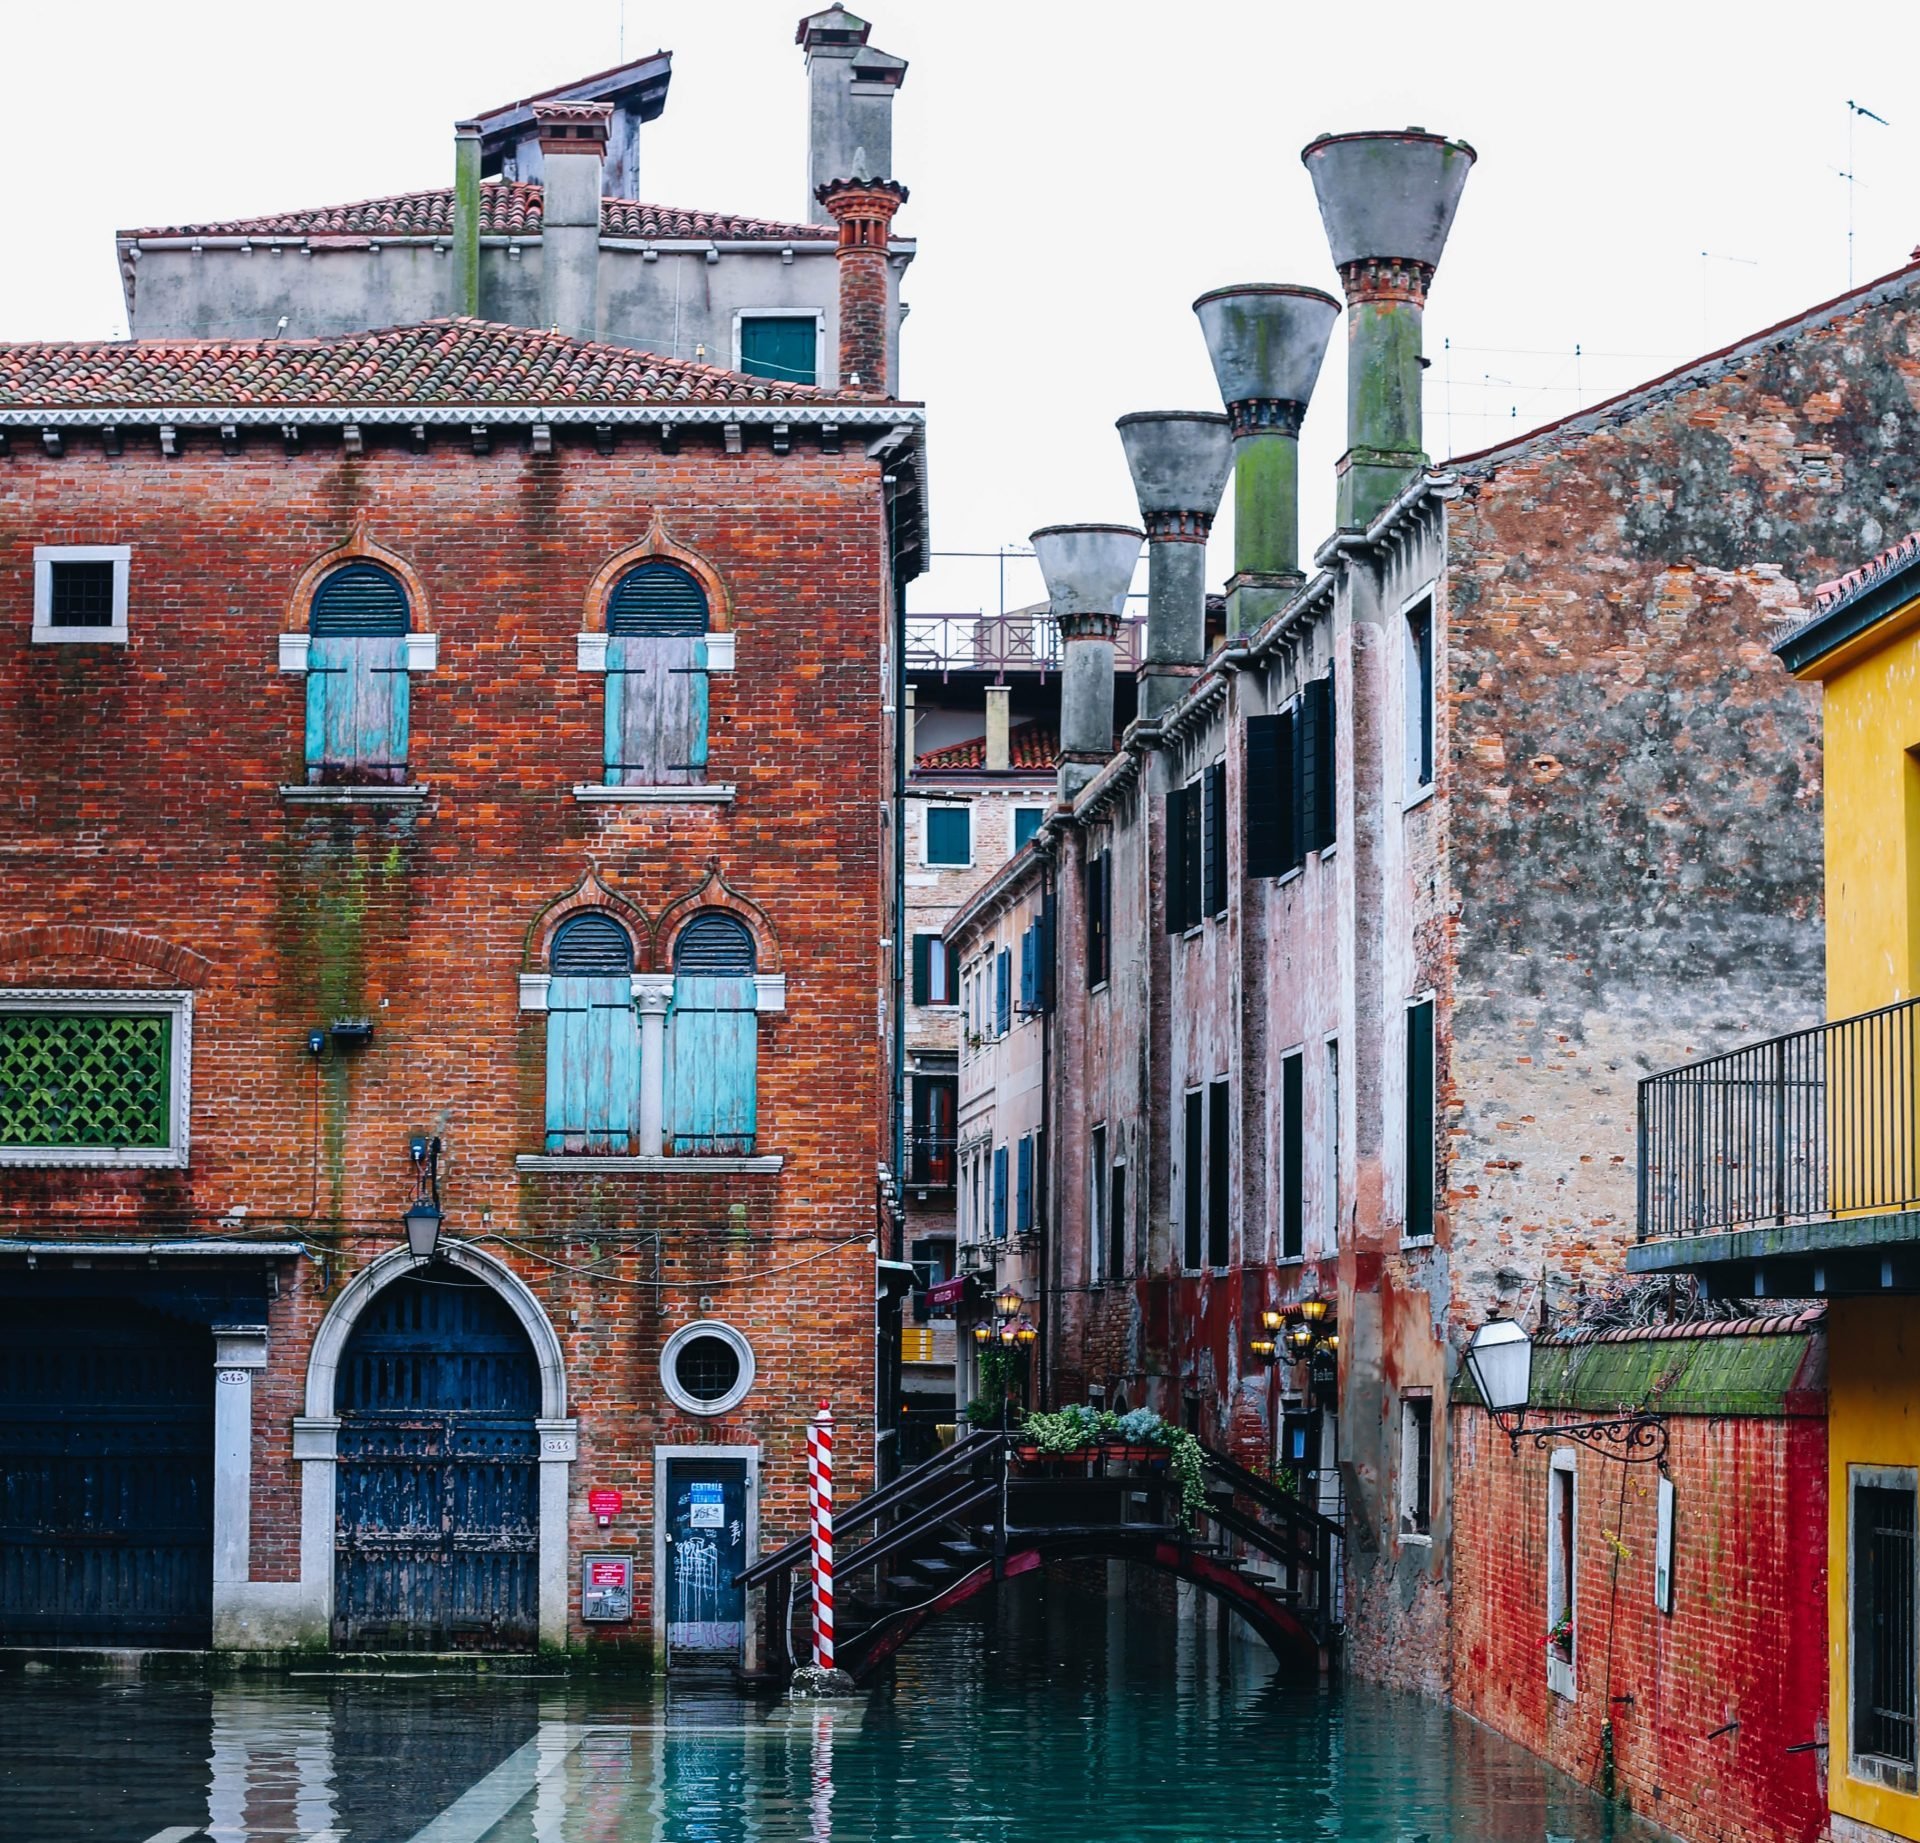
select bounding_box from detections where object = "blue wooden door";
[664,1457,747,1662]
[604,636,708,786]
[545,975,639,1153]
[0,1301,213,1646]
[666,975,758,1154]
[333,1271,538,1651]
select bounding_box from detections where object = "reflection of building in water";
[205,1694,336,1843]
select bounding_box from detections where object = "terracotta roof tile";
[915,721,1061,774]
[1812,529,1920,613]
[0,317,827,409]
[1544,1304,1825,1347]
[121,180,835,244]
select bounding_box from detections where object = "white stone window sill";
[1275,866,1304,889]
[280,784,432,805]
[515,1153,784,1173]
[0,1145,188,1169]
[1399,1530,1433,1548]
[573,784,736,804]
[1403,781,1436,814]
[32,624,127,646]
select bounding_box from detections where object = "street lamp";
[1299,1295,1330,1326]
[404,1134,443,1262]
[1285,1318,1317,1358]
[995,1285,1025,1320]
[1465,1315,1667,1463]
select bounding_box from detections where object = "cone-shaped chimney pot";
[1302,128,1476,528]
[1034,522,1142,800]
[1194,283,1339,633]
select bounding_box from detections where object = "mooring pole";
[807,1400,835,1673]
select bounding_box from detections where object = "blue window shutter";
[667,974,759,1155]
[739,316,818,385]
[544,975,638,1154]
[992,1146,1009,1240]
[912,934,932,1007]
[606,635,709,786]
[603,634,634,786]
[1019,926,1036,1012]
[306,635,408,782]
[995,949,1011,1035]
[1016,1136,1033,1233]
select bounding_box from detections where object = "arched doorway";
[332,1264,540,1651]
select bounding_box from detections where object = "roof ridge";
[1543,1304,1826,1346]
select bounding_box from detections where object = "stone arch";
[524,869,653,973]
[656,861,781,975]
[287,518,430,632]
[581,514,732,634]
[305,1241,566,1421]
[0,925,213,986]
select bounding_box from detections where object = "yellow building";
[1634,529,1920,1841]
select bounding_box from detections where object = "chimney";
[797,5,909,226]
[534,100,611,341]
[1301,128,1475,528]
[817,172,907,394]
[1032,523,1143,801]
[1116,412,1233,720]
[985,685,1012,772]
[452,121,483,318]
[1193,284,1340,635]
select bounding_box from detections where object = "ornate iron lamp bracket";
[1496,1410,1668,1464]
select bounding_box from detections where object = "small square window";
[737,315,819,386]
[33,545,130,644]
[1013,806,1044,853]
[1399,1393,1433,1539]
[926,806,971,866]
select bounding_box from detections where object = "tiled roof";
[915,721,1061,773]
[1544,1305,1825,1347]
[1812,530,1920,614]
[0,317,827,409]
[121,181,835,244]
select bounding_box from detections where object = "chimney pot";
[799,6,908,224]
[1033,521,1142,798]
[817,175,908,395]
[535,100,611,342]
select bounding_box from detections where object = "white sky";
[8,0,1920,616]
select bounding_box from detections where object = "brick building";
[0,18,924,1668]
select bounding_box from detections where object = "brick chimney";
[817,172,907,395]
[535,100,611,341]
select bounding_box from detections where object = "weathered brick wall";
[0,423,888,1647]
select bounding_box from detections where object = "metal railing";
[904,613,1145,679]
[908,1133,957,1188]
[1638,995,1920,1239]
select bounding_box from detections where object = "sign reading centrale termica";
[581,1554,634,1622]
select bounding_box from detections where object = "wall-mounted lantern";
[1465,1315,1667,1464]
[404,1134,443,1262]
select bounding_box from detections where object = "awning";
[926,1274,969,1307]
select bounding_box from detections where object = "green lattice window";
[0,1011,173,1149]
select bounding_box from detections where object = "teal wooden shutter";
[912,934,932,1007]
[667,975,758,1155]
[739,316,818,385]
[992,1145,1009,1240]
[995,949,1011,1035]
[603,634,638,786]
[606,635,709,786]
[544,975,638,1153]
[1016,1136,1033,1233]
[308,563,410,784]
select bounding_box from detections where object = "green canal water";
[0,1576,1661,1842]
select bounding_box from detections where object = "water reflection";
[0,1575,1658,1843]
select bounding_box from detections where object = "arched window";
[544,913,638,1154]
[306,562,411,784]
[604,562,711,788]
[667,912,758,1155]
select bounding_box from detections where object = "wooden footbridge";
[737,1431,1343,1682]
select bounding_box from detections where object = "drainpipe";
[1115,412,1233,721]
[1192,284,1340,636]
[1031,522,1143,803]
[453,122,482,319]
[1301,129,1475,529]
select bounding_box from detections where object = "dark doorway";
[333,1267,540,1651]
[664,1455,748,1666]
[0,1299,214,1646]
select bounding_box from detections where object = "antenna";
[1844,99,1891,287]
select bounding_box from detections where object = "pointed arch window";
[306,562,411,784]
[667,912,758,1155]
[604,562,711,787]
[545,913,639,1154]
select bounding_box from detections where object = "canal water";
[0,1576,1660,1843]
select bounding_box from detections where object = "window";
[1182,1088,1204,1270]
[667,912,758,1155]
[1203,761,1228,918]
[1298,672,1337,853]
[1015,1135,1034,1235]
[1281,1051,1304,1260]
[306,561,412,784]
[1399,1393,1433,1539]
[32,545,129,644]
[1405,997,1436,1241]
[1325,1037,1342,1244]
[738,314,819,386]
[1245,707,1297,878]
[1164,781,1205,933]
[995,947,1012,1036]
[544,913,639,1154]
[1405,594,1435,796]
[660,1320,757,1416]
[1013,806,1045,853]
[912,934,954,1007]
[1852,1468,1919,1787]
[1019,922,1037,1014]
[1547,1454,1577,1699]
[992,1144,1009,1240]
[604,561,711,788]
[926,805,971,866]
[1090,1124,1108,1280]
[1207,1077,1230,1267]
[1084,848,1112,987]
[1109,1163,1127,1280]
[910,1075,956,1186]
[0,990,192,1169]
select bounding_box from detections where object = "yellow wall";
[1829,1297,1920,1837]
[1812,595,1920,1019]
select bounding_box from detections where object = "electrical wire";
[473,1228,873,1289]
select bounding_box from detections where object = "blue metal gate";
[0,1301,214,1645]
[333,1269,539,1651]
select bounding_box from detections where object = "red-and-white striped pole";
[807,1399,835,1672]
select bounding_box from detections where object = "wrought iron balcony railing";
[904,613,1145,679]
[908,1133,958,1189]
[1637,995,1920,1240]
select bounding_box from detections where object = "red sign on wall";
[588,1488,623,1522]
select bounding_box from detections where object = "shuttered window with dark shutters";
[1246,713,1293,879]
[1015,1135,1033,1234]
[1165,788,1189,935]
[1084,852,1108,987]
[307,562,411,784]
[1296,672,1337,854]
[1204,761,1228,917]
[1207,1077,1230,1267]
[1282,1051,1304,1260]
[1182,1088,1204,1270]
[992,1144,1009,1240]
[1182,777,1205,925]
[545,914,638,1154]
[604,563,712,788]
[1405,997,1435,1241]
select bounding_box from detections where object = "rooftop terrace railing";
[1637,995,1920,1240]
[904,613,1145,679]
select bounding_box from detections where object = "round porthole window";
[661,1320,756,1416]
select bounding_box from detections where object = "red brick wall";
[1450,1401,1829,1843]
[0,421,889,1647]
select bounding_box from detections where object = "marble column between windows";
[635,975,674,1157]
[212,1325,268,1586]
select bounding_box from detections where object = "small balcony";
[907,1132,957,1191]
[1630,995,1920,1294]
[905,612,1145,681]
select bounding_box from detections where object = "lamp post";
[1464,1315,1668,1463]
[405,1134,443,1262]
[974,1290,1034,1430]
